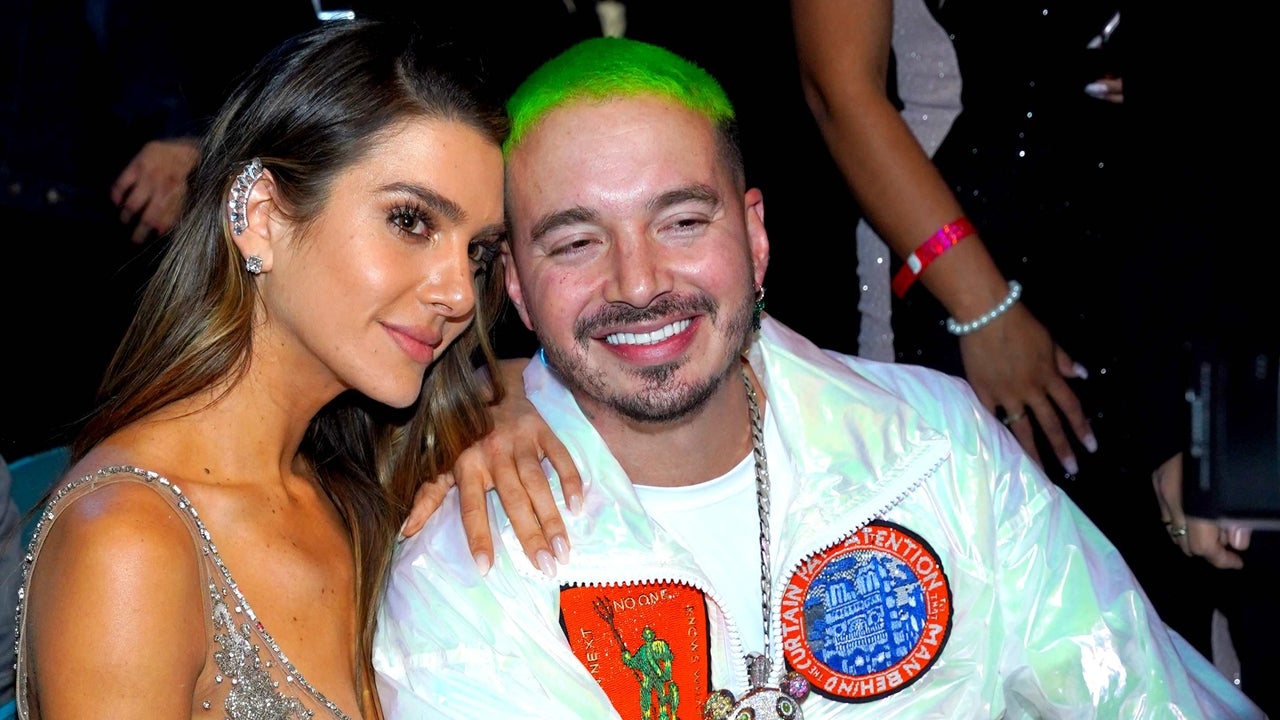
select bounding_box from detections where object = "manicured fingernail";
[1073,362,1089,380]
[552,535,570,565]
[567,493,583,516]
[536,550,557,579]
[1084,82,1108,98]
[1083,433,1098,453]
[1063,456,1080,476]
[1231,528,1248,548]
[473,551,492,576]
[396,519,408,544]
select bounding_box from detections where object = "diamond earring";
[228,158,264,236]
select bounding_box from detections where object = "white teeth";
[605,319,691,346]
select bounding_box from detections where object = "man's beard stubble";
[535,289,756,425]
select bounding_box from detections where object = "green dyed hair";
[504,37,740,177]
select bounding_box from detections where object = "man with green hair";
[372,36,1262,719]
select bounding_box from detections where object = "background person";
[0,0,320,461]
[0,456,20,718]
[1121,4,1279,713]
[785,0,1230,684]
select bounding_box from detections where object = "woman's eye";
[389,206,437,239]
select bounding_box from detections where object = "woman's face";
[261,116,505,409]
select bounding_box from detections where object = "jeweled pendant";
[702,671,810,720]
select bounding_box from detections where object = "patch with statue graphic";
[561,581,711,718]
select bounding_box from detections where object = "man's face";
[504,95,768,425]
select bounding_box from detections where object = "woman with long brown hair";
[14,18,521,718]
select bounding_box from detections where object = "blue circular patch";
[780,521,952,702]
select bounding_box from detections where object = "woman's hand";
[1153,452,1251,570]
[960,303,1096,474]
[400,358,583,577]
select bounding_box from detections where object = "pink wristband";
[892,217,976,298]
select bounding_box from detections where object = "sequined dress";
[14,466,354,720]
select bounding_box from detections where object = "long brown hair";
[71,19,509,716]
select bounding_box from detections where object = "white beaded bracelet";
[945,280,1022,336]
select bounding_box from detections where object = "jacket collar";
[504,317,951,581]
[746,318,951,566]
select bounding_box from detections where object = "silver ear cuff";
[228,158,264,236]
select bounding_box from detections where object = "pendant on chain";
[702,652,810,719]
[702,367,811,719]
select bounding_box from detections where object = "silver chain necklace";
[703,366,811,719]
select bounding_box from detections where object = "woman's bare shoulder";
[34,459,202,598]
[23,455,209,713]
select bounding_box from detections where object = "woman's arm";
[790,0,1095,471]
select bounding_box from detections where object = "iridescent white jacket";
[373,317,1261,719]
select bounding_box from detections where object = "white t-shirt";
[632,407,793,658]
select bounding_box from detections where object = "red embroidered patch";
[561,582,711,719]
[779,521,952,702]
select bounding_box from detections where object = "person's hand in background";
[1084,11,1123,104]
[1153,452,1251,570]
[959,302,1095,474]
[1084,76,1124,104]
[110,137,200,243]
